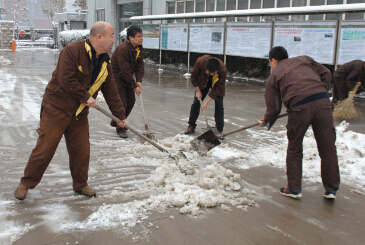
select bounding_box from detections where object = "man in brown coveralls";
[258,46,340,199]
[332,60,365,104]
[110,25,144,138]
[185,55,227,136]
[14,21,127,200]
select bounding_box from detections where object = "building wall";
[0,20,13,49]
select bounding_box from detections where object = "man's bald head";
[90,21,110,38]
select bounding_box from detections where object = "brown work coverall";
[264,55,340,191]
[21,40,126,191]
[111,40,144,133]
[332,60,364,103]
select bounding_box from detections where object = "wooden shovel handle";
[222,113,288,137]
[94,104,169,156]
[199,98,211,130]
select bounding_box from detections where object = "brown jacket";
[264,55,332,129]
[43,39,126,121]
[191,55,227,100]
[111,40,144,89]
[333,60,364,92]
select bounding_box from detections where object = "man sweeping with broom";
[332,60,364,104]
[258,46,340,200]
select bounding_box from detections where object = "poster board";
[160,24,188,51]
[337,21,365,65]
[140,24,160,49]
[274,21,337,64]
[189,23,225,54]
[226,22,272,58]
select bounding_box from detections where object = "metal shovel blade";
[190,129,221,156]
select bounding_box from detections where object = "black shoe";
[118,132,128,138]
[280,187,302,198]
[185,125,195,134]
[323,190,336,199]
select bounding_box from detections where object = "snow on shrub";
[59,30,90,47]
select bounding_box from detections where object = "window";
[176,1,185,23]
[120,2,143,18]
[263,0,275,21]
[237,0,249,22]
[346,0,365,20]
[308,0,325,20]
[167,2,175,23]
[96,9,105,22]
[206,0,215,11]
[195,0,205,22]
[217,0,225,11]
[326,0,343,20]
[276,0,290,20]
[291,0,307,21]
[186,1,194,13]
[227,0,237,22]
[250,0,261,22]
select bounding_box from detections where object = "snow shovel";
[219,113,288,139]
[94,104,185,160]
[139,93,157,143]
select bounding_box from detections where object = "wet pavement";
[0,48,365,244]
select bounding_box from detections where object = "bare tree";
[42,0,65,27]
[4,4,30,39]
[73,0,87,12]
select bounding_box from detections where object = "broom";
[333,82,361,119]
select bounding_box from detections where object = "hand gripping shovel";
[200,96,218,133]
[190,113,288,156]
[94,104,186,160]
[139,93,157,143]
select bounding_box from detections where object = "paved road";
[0,49,364,244]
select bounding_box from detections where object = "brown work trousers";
[21,102,90,191]
[332,74,348,103]
[286,98,340,191]
[111,85,136,133]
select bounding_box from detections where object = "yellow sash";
[75,41,109,117]
[206,71,219,88]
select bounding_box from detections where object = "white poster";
[143,37,159,49]
[338,23,365,64]
[140,25,160,50]
[189,25,224,54]
[161,25,188,51]
[226,24,271,58]
[274,22,337,64]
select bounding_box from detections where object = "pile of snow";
[59,30,90,47]
[120,27,128,38]
[64,134,258,233]
[0,56,13,66]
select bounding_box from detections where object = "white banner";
[189,24,224,54]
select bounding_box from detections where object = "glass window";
[186,1,194,13]
[237,0,249,22]
[195,0,205,12]
[167,2,175,14]
[291,0,307,21]
[263,0,275,21]
[277,0,290,7]
[308,0,325,20]
[346,0,365,20]
[206,0,215,11]
[120,2,143,18]
[217,0,226,11]
[326,0,343,20]
[227,0,236,22]
[250,0,261,22]
[96,9,105,21]
[263,0,274,8]
[177,2,184,13]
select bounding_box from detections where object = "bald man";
[14,21,127,200]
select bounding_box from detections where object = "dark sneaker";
[118,132,128,138]
[74,185,96,197]
[185,125,195,134]
[323,190,336,199]
[14,184,28,200]
[280,187,302,198]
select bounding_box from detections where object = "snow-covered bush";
[59,30,90,47]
